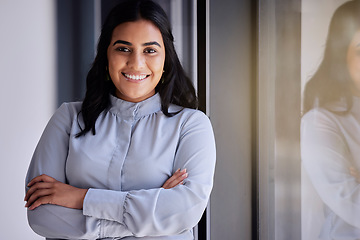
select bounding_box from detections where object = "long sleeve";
[26,93,215,239]
[83,111,216,237]
[301,109,360,229]
[25,103,132,239]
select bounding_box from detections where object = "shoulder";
[169,104,211,124]
[58,101,82,114]
[47,101,82,129]
[54,101,82,118]
[301,107,339,129]
[182,108,211,125]
[301,107,345,145]
[167,105,214,137]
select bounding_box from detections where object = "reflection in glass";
[301,1,360,239]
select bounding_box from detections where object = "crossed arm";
[24,169,188,211]
[24,103,215,239]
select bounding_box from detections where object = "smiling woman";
[24,0,216,239]
[107,20,166,103]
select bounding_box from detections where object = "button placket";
[107,117,133,191]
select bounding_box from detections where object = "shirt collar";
[108,93,162,120]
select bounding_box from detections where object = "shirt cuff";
[83,188,128,223]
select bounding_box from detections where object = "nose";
[127,52,145,70]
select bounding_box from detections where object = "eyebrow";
[113,40,161,47]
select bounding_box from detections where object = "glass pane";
[257,0,302,239]
[301,1,360,239]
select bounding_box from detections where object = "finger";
[170,169,187,182]
[27,175,47,187]
[27,174,56,187]
[168,169,187,184]
[163,172,188,189]
[25,182,53,201]
[162,169,185,188]
[162,169,187,189]
[25,188,53,208]
[25,182,56,202]
[171,172,188,187]
[163,177,185,189]
[28,195,53,210]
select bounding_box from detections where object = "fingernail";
[182,173,188,178]
[181,168,187,173]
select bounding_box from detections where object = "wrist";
[78,188,89,210]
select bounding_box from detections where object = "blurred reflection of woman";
[302,0,360,239]
[24,0,216,239]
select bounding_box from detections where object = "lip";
[122,72,150,83]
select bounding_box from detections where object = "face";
[107,19,165,102]
[347,30,360,96]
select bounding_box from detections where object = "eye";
[115,47,131,52]
[144,48,156,54]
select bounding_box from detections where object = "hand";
[162,168,188,189]
[24,174,88,210]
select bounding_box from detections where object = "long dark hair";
[76,0,197,137]
[303,0,360,114]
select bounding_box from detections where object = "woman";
[301,0,360,239]
[24,0,216,239]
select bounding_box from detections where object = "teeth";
[124,73,147,80]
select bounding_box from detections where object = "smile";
[122,73,150,81]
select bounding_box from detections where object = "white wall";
[0,0,56,239]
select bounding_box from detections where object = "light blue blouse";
[25,93,216,240]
